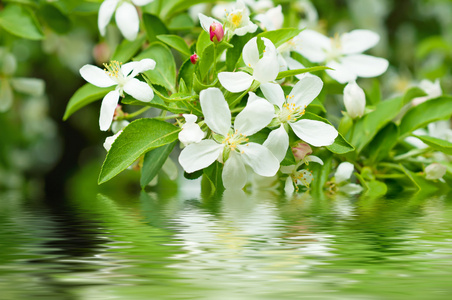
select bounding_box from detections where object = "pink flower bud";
[209,22,224,43]
[190,53,199,64]
[292,142,312,162]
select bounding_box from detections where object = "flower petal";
[122,58,156,77]
[99,90,120,131]
[123,78,154,102]
[178,140,224,173]
[218,71,253,93]
[343,81,366,119]
[295,29,330,63]
[98,0,119,36]
[253,52,279,83]
[239,142,279,177]
[103,130,122,151]
[131,0,154,6]
[179,114,205,146]
[263,125,289,162]
[80,64,117,87]
[115,2,139,40]
[335,162,354,183]
[340,30,380,55]
[234,92,275,136]
[10,77,45,96]
[290,119,338,147]
[340,54,389,78]
[288,75,323,108]
[326,61,357,84]
[200,87,231,136]
[242,37,259,68]
[305,155,323,165]
[222,151,247,189]
[284,177,295,196]
[260,82,285,108]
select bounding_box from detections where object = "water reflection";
[1,188,452,299]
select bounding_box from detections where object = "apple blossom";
[178,114,205,147]
[343,81,366,119]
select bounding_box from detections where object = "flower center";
[230,12,242,27]
[291,169,313,189]
[326,33,342,62]
[103,60,123,80]
[222,130,249,152]
[278,98,306,123]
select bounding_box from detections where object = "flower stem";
[121,107,150,120]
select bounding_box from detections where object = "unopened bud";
[292,142,312,162]
[425,163,446,180]
[209,22,224,43]
[190,53,199,64]
[343,81,365,119]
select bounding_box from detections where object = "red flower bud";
[190,53,199,64]
[209,22,224,43]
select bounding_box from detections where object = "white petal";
[326,61,357,84]
[200,87,231,136]
[115,2,139,41]
[234,23,258,36]
[335,162,354,184]
[234,92,275,136]
[343,81,365,119]
[295,29,330,63]
[263,125,289,162]
[305,155,323,165]
[239,143,279,177]
[111,120,129,134]
[253,52,279,83]
[242,37,259,68]
[262,37,277,56]
[103,130,122,151]
[340,30,380,55]
[198,13,220,33]
[284,177,295,196]
[183,113,197,124]
[218,71,254,93]
[178,140,224,173]
[131,0,154,6]
[260,82,285,108]
[80,64,117,87]
[122,58,156,77]
[340,183,363,194]
[179,116,205,146]
[290,119,338,147]
[288,75,323,108]
[123,78,153,102]
[340,54,389,78]
[222,151,247,189]
[98,0,119,36]
[99,90,120,131]
[10,77,45,96]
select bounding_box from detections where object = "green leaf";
[402,86,427,106]
[399,96,452,139]
[99,119,181,184]
[226,32,254,71]
[0,4,44,40]
[40,3,71,34]
[136,42,176,93]
[364,180,387,197]
[196,30,211,59]
[168,13,195,30]
[414,135,452,155]
[177,58,195,91]
[366,122,399,163]
[142,13,169,43]
[351,96,405,153]
[63,84,114,120]
[280,147,296,166]
[141,141,176,188]
[310,149,333,193]
[122,95,190,114]
[157,34,191,56]
[201,161,224,196]
[111,34,146,62]
[257,28,302,48]
[160,0,222,20]
[276,66,331,80]
[303,112,354,154]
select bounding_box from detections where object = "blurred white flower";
[425,163,446,181]
[343,81,366,119]
[334,162,363,194]
[224,0,258,36]
[98,0,154,41]
[254,5,284,31]
[79,58,155,131]
[412,79,442,106]
[296,29,389,84]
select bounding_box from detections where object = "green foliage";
[366,122,399,163]
[257,28,302,48]
[276,66,331,80]
[112,35,146,62]
[0,4,44,40]
[141,141,177,188]
[157,34,191,56]
[201,161,224,196]
[143,14,169,43]
[99,119,181,184]
[414,135,452,155]
[63,84,114,120]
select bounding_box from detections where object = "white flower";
[412,79,442,106]
[178,87,279,189]
[98,0,154,41]
[334,162,363,194]
[224,0,258,36]
[260,76,338,162]
[254,5,284,31]
[425,163,447,181]
[218,37,279,93]
[296,29,389,84]
[343,81,366,119]
[80,58,155,131]
[178,114,205,146]
[281,155,323,195]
